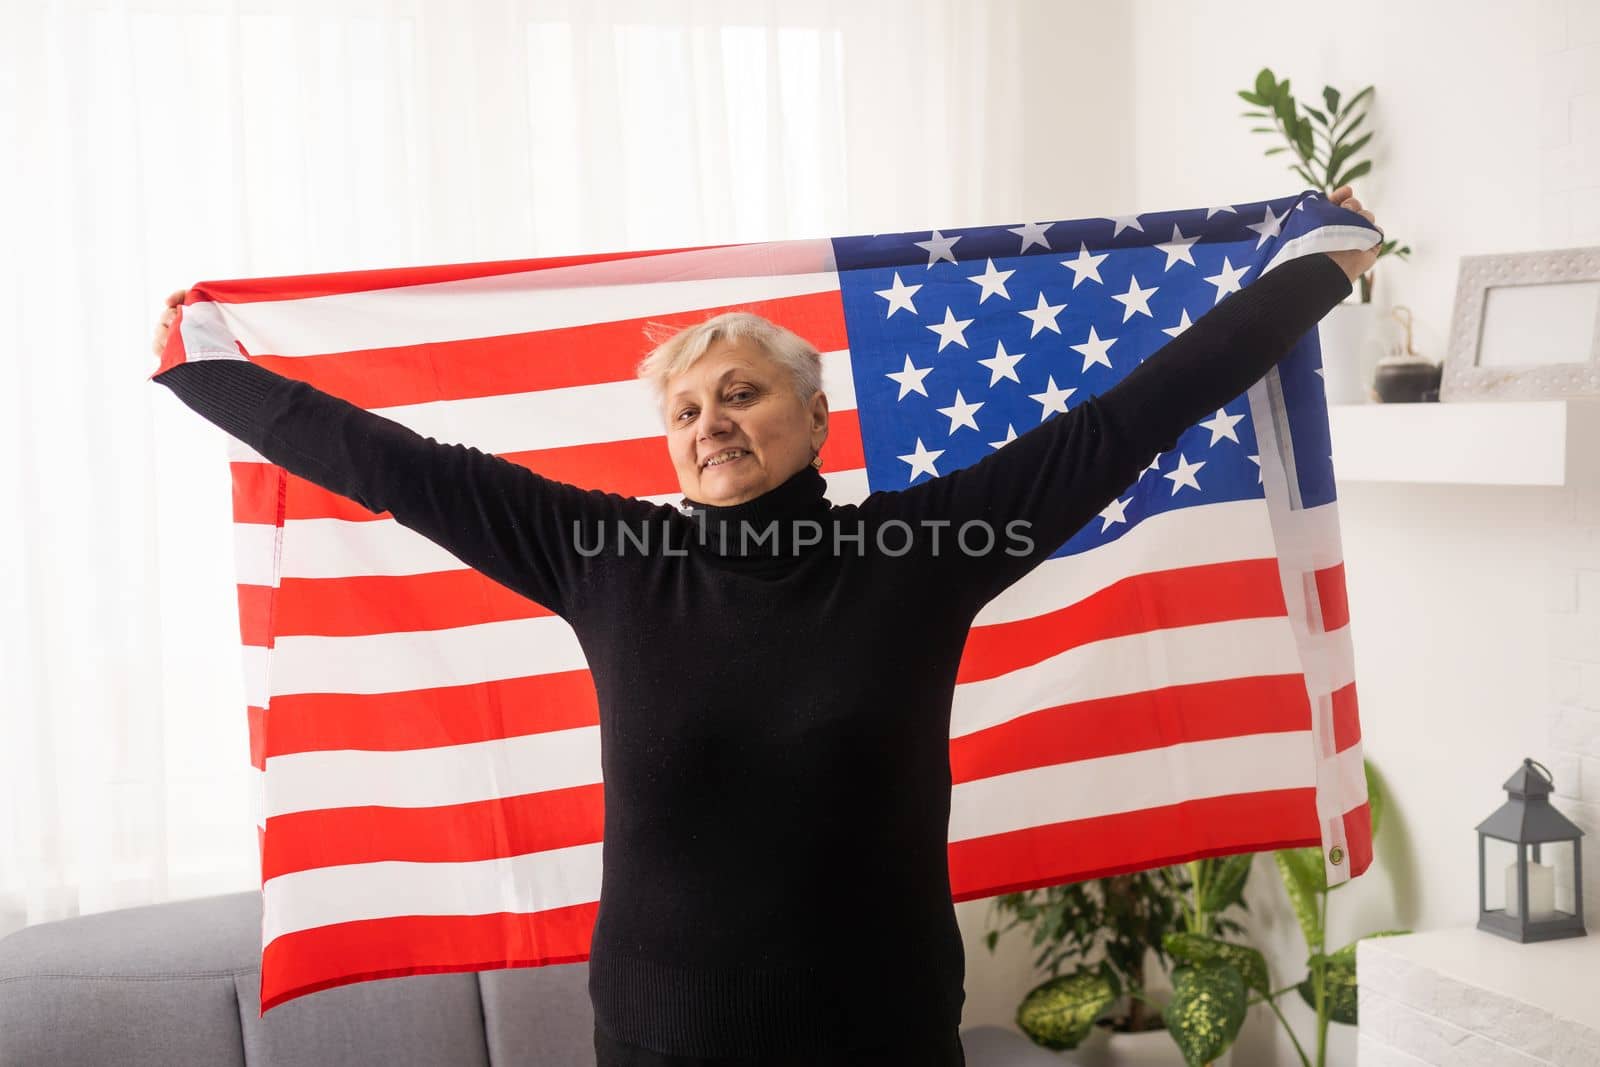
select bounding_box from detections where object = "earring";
[810,452,823,470]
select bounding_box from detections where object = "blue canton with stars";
[832,188,1358,561]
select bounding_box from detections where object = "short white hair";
[635,311,823,419]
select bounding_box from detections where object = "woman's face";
[664,336,828,506]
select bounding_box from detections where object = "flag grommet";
[1329,845,1345,866]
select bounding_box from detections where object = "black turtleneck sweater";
[151,251,1352,1059]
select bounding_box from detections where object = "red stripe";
[265,410,866,523]
[262,784,603,881]
[247,705,266,771]
[259,669,600,760]
[1331,681,1361,752]
[247,290,849,408]
[191,242,735,305]
[237,583,274,647]
[273,568,557,638]
[1314,562,1350,630]
[949,788,1322,901]
[951,674,1311,785]
[958,559,1286,684]
[1342,800,1374,877]
[231,460,284,529]
[258,905,599,1015]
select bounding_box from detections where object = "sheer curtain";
[0,0,1029,936]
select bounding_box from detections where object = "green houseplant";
[985,760,1408,1067]
[1238,66,1413,403]
[984,861,1252,1062]
[1157,760,1411,1067]
[1237,67,1411,305]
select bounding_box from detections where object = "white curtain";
[0,0,1029,935]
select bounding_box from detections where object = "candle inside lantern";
[1504,859,1557,920]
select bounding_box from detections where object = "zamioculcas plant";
[1237,66,1412,304]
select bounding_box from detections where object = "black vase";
[1374,360,1442,403]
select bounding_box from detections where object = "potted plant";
[1159,760,1411,1067]
[1237,67,1413,404]
[985,759,1407,1066]
[985,861,1250,1066]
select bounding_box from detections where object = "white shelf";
[1357,926,1600,1063]
[1327,398,1600,487]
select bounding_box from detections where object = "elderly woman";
[151,189,1380,1066]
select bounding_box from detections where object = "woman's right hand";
[151,288,188,360]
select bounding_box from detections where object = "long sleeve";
[861,250,1355,611]
[153,358,651,620]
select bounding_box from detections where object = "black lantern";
[1476,758,1586,942]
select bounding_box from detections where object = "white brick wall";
[1539,0,1600,244]
[1357,933,1600,1066]
[1359,16,1600,1061]
[1543,0,1600,955]
[1549,484,1600,928]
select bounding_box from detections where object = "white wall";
[955,2,1600,1063]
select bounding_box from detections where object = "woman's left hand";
[1325,185,1383,283]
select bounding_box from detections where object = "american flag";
[155,187,1373,1013]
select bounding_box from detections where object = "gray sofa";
[0,891,1062,1065]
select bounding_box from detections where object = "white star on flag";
[968,259,1015,303]
[1027,375,1075,419]
[874,272,921,317]
[885,354,933,400]
[1156,224,1202,270]
[977,340,1026,385]
[897,437,944,481]
[936,390,984,434]
[1197,407,1246,445]
[1060,242,1109,288]
[1246,204,1291,250]
[1162,309,1196,338]
[914,230,961,266]
[1070,326,1116,373]
[926,307,975,351]
[1203,257,1252,305]
[1019,292,1067,337]
[1098,496,1131,532]
[1109,213,1144,237]
[1007,221,1053,252]
[1111,275,1158,322]
[1164,453,1207,494]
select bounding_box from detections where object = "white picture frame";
[1440,245,1600,402]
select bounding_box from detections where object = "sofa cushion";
[0,892,257,1067]
[235,967,489,1067]
[477,962,594,1066]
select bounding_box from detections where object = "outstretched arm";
[153,358,645,620]
[862,250,1355,612]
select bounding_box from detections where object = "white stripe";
[214,348,856,463]
[237,467,871,582]
[234,522,280,588]
[261,724,601,819]
[269,614,586,697]
[975,498,1346,629]
[214,345,856,473]
[951,615,1302,739]
[212,241,839,357]
[1317,741,1368,822]
[260,842,604,948]
[975,498,1273,626]
[242,615,1330,817]
[243,645,269,710]
[948,731,1315,843]
[258,729,1329,944]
